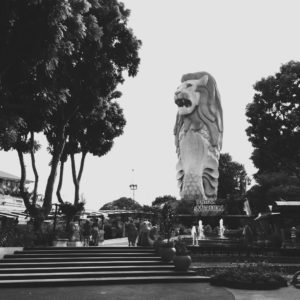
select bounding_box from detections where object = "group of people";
[126,219,158,247]
[81,219,104,246]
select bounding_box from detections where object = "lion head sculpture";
[174,72,223,207]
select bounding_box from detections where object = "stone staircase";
[0,247,209,287]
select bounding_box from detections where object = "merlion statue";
[174,72,223,210]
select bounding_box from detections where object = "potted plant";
[159,240,176,262]
[158,203,176,262]
[173,238,192,271]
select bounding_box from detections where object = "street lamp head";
[129,184,138,190]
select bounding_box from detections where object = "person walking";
[127,219,138,246]
[82,220,91,246]
[91,219,100,246]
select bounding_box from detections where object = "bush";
[210,263,288,290]
[174,239,188,255]
[1,223,56,247]
[224,228,243,239]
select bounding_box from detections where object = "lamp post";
[129,169,137,201]
[129,184,137,201]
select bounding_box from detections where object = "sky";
[1,0,300,210]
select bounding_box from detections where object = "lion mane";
[174,72,223,204]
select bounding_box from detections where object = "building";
[0,170,34,224]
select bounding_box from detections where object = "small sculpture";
[191,226,198,246]
[174,72,223,208]
[198,220,204,239]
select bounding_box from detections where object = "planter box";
[53,239,69,247]
[0,247,23,259]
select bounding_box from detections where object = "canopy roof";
[275,201,300,206]
[0,170,33,183]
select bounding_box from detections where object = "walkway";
[0,283,234,300]
[1,237,299,299]
[99,238,300,300]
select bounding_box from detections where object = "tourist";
[99,220,105,244]
[91,219,100,246]
[82,220,91,246]
[127,219,138,246]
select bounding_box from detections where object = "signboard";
[194,199,224,216]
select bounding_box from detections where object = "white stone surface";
[0,247,23,259]
[174,72,223,207]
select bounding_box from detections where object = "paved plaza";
[1,238,299,300]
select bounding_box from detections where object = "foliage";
[53,222,70,239]
[174,238,188,256]
[160,203,176,242]
[159,240,175,248]
[0,224,55,247]
[211,262,288,289]
[218,153,249,198]
[224,228,243,239]
[152,195,177,207]
[100,197,142,210]
[247,172,300,214]
[0,0,141,224]
[217,153,249,215]
[246,61,300,212]
[246,61,300,177]
[60,201,85,226]
[62,93,126,204]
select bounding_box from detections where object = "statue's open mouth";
[175,98,192,107]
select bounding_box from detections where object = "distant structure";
[0,170,34,223]
[174,72,224,215]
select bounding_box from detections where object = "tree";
[246,172,300,214]
[218,153,248,199]
[217,153,249,215]
[246,61,300,213]
[246,61,300,178]
[152,195,177,207]
[100,197,142,211]
[63,94,126,205]
[0,0,141,225]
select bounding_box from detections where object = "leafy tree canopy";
[218,153,248,199]
[152,195,177,207]
[245,61,300,213]
[100,197,142,211]
[246,61,300,178]
[0,0,141,224]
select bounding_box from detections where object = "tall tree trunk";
[43,127,66,216]
[56,159,65,204]
[77,151,87,204]
[17,148,31,210]
[77,151,87,184]
[71,151,87,206]
[29,131,39,205]
[70,153,80,205]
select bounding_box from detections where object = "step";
[1,256,160,263]
[5,253,157,259]
[16,249,155,254]
[0,275,210,287]
[24,246,154,251]
[0,270,197,280]
[0,260,166,268]
[0,265,174,274]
